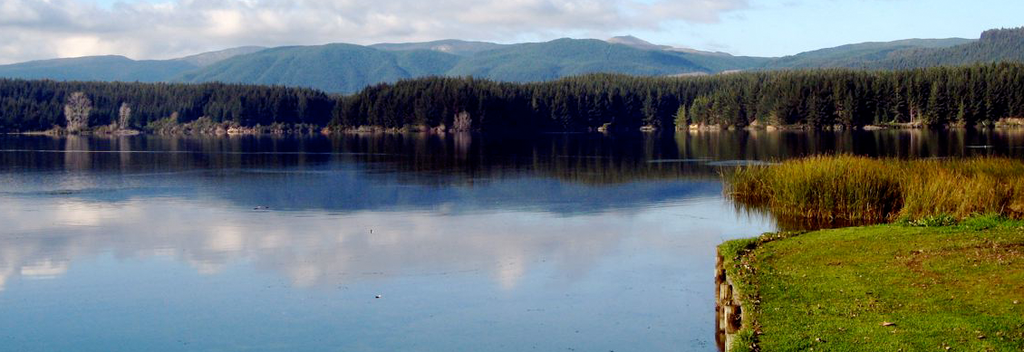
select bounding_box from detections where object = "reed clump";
[726,155,1024,222]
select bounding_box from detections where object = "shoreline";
[718,155,1024,351]
[716,218,1024,351]
[6,120,1024,137]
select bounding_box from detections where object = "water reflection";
[0,165,736,292]
[0,130,1021,351]
[0,189,761,350]
[4,129,1023,178]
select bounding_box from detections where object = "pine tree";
[673,103,688,130]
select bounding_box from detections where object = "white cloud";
[0,0,749,63]
[54,35,123,58]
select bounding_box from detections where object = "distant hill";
[764,28,1024,69]
[175,44,456,94]
[764,38,975,69]
[1,27,1022,93]
[176,46,266,67]
[0,46,264,82]
[176,38,765,90]
[606,35,736,57]
[370,40,506,56]
[447,38,712,82]
[600,36,770,73]
[606,35,673,51]
[0,55,196,82]
[871,28,1024,69]
[391,50,463,77]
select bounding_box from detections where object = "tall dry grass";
[725,155,1024,222]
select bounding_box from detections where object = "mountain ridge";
[0,27,1021,93]
[764,38,977,69]
[370,40,507,56]
[0,46,265,82]
[176,46,267,67]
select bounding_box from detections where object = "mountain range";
[0,27,1021,94]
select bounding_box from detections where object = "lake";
[1,129,1022,351]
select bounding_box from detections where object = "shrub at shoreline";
[726,155,1024,222]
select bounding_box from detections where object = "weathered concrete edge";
[715,231,804,352]
[715,250,746,352]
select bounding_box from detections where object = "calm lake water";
[1,129,1022,351]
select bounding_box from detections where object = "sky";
[0,0,1021,64]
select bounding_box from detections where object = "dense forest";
[0,81,334,132]
[1,63,1023,133]
[335,63,1024,131]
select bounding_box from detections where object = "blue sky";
[0,0,1021,63]
[638,0,1024,56]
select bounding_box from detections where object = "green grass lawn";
[721,216,1024,351]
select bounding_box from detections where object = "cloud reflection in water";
[0,191,753,294]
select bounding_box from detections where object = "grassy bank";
[720,216,1024,351]
[726,155,1024,222]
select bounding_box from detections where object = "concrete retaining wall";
[715,252,744,352]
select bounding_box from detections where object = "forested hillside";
[370,40,506,56]
[174,44,462,94]
[767,27,1024,69]
[176,38,764,91]
[874,28,1024,68]
[2,63,1022,133]
[0,56,197,82]
[763,38,974,69]
[445,39,705,81]
[0,47,264,82]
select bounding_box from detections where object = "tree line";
[337,63,1024,130]
[0,80,334,132]
[1,63,1023,133]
